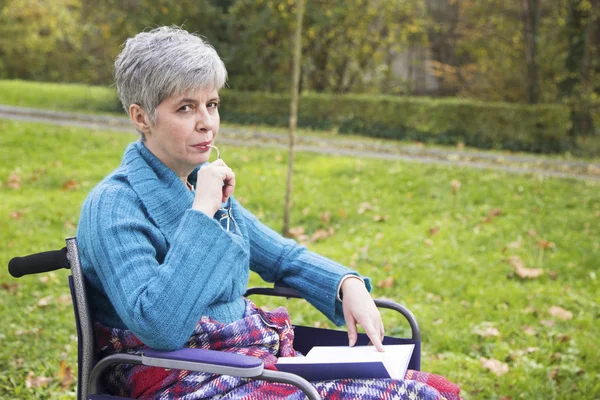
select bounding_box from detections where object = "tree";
[283,0,305,237]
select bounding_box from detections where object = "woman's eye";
[207,101,219,109]
[178,105,193,112]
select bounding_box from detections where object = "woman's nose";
[195,109,215,132]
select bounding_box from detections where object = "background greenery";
[4,79,600,156]
[0,0,599,144]
[1,119,599,399]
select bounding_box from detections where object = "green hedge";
[0,79,588,154]
[220,91,575,154]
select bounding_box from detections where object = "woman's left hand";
[341,277,385,352]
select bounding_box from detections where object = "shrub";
[220,91,574,154]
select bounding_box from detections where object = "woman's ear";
[129,104,152,136]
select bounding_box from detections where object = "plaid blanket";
[95,299,460,399]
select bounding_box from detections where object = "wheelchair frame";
[9,237,421,400]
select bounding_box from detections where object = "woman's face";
[144,88,220,177]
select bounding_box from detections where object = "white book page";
[277,344,414,378]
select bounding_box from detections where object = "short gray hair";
[115,26,227,123]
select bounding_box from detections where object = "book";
[275,344,414,382]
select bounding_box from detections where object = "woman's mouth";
[192,141,213,152]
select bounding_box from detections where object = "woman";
[77,27,460,399]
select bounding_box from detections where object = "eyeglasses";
[209,145,238,234]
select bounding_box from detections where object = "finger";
[345,314,358,347]
[364,324,385,352]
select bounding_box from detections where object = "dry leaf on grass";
[58,360,75,390]
[7,172,21,189]
[373,215,389,222]
[37,296,52,308]
[1,282,20,294]
[428,226,440,236]
[357,202,374,215]
[527,229,538,237]
[9,211,23,220]
[507,255,544,279]
[522,326,537,336]
[537,240,556,249]
[62,179,80,191]
[377,276,394,289]
[320,211,331,224]
[288,226,305,238]
[450,180,461,194]
[473,325,500,338]
[548,305,573,320]
[484,208,502,223]
[480,357,509,376]
[424,239,434,247]
[26,371,52,388]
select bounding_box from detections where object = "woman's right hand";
[192,159,235,217]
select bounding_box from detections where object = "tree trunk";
[521,0,540,104]
[283,0,305,237]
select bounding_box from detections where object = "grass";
[0,119,599,399]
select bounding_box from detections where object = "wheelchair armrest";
[142,348,264,378]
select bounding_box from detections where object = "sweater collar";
[122,140,200,240]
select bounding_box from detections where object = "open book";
[275,344,414,382]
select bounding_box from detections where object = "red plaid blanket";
[95,299,461,399]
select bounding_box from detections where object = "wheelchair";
[9,237,421,400]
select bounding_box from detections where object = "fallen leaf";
[373,215,389,222]
[377,276,394,289]
[480,357,509,376]
[320,211,331,224]
[549,367,560,380]
[7,172,21,189]
[537,240,556,249]
[424,239,434,247]
[358,202,374,215]
[9,211,23,220]
[522,326,536,336]
[61,179,79,191]
[426,293,442,302]
[311,228,335,242]
[428,226,440,236]
[336,208,348,218]
[473,326,500,338]
[25,371,52,388]
[57,360,75,390]
[450,180,461,194]
[1,283,20,293]
[484,208,502,223]
[506,239,522,249]
[57,294,72,307]
[288,226,305,238]
[549,306,573,321]
[37,296,52,308]
[527,229,538,237]
[507,255,544,279]
[540,319,556,327]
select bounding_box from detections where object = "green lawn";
[0,118,599,399]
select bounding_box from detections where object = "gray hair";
[115,26,227,126]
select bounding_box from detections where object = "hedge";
[0,80,591,155]
[220,91,575,154]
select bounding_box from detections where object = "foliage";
[0,79,588,155]
[1,119,599,399]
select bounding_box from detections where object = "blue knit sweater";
[76,141,371,350]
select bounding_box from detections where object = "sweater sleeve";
[78,184,249,350]
[235,201,372,326]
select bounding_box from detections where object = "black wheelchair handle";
[8,247,70,278]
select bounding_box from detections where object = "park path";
[1,104,599,182]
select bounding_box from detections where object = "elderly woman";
[77,27,459,399]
